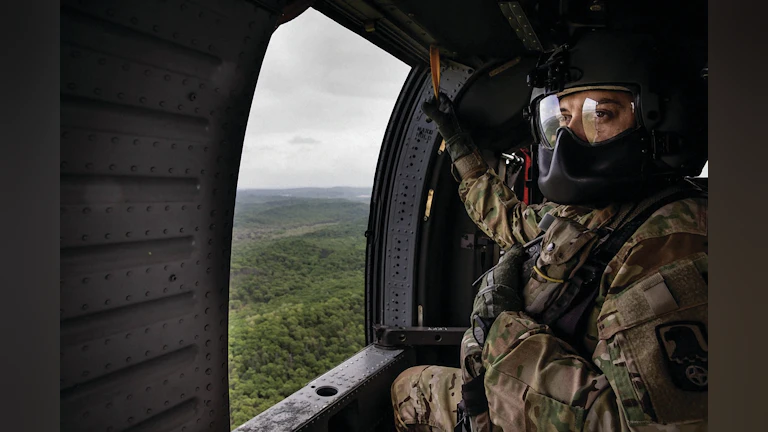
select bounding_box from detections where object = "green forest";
[228,191,370,428]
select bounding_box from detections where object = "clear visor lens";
[537,89,637,149]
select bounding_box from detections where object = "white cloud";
[238,8,411,189]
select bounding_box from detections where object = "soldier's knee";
[391,366,429,402]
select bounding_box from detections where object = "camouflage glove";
[422,93,488,182]
[470,244,525,347]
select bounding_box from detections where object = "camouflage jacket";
[457,163,708,431]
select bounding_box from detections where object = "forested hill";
[228,193,369,428]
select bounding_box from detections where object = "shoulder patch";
[655,321,708,391]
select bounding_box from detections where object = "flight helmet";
[524,30,707,205]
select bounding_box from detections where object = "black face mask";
[537,127,659,206]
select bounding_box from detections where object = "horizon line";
[236,185,373,190]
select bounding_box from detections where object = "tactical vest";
[456,180,707,432]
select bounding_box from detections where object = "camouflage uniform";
[392,162,708,431]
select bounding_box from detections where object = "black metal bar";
[374,326,468,347]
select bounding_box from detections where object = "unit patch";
[655,321,708,391]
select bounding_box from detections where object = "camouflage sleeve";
[482,304,707,430]
[480,198,708,431]
[457,166,558,249]
[481,311,616,431]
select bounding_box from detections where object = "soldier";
[391,30,708,431]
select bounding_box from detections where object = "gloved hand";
[422,92,476,162]
[470,244,525,346]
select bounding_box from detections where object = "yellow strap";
[429,45,441,99]
[533,266,565,284]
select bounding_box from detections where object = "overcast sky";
[237,9,412,189]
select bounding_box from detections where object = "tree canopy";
[228,196,368,428]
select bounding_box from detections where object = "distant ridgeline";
[228,190,370,428]
[236,186,372,203]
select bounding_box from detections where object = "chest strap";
[551,181,708,341]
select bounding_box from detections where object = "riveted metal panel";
[235,345,413,432]
[60,0,285,431]
[381,62,474,326]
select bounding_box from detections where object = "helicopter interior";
[59,1,707,431]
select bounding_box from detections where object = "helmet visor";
[537,87,638,149]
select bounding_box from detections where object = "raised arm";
[422,93,556,249]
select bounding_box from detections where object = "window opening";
[227,9,410,428]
